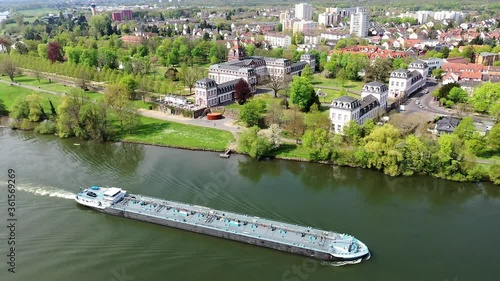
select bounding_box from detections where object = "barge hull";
[102,207,338,261]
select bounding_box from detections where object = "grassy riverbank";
[0,82,234,151]
[116,116,235,151]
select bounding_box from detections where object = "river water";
[0,128,499,281]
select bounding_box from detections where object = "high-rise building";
[90,3,97,16]
[121,10,133,21]
[112,12,122,21]
[295,3,313,21]
[349,7,369,38]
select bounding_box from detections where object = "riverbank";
[1,76,498,185]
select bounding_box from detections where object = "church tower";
[228,38,246,61]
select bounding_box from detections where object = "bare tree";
[34,70,43,84]
[267,73,291,98]
[0,58,19,82]
[265,102,284,126]
[284,105,306,144]
[77,70,90,91]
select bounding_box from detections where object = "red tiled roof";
[442,62,487,73]
[460,71,482,80]
[121,35,143,44]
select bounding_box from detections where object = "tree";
[448,87,467,103]
[34,70,43,83]
[433,83,460,100]
[336,68,347,87]
[37,43,48,59]
[79,102,109,141]
[305,105,330,131]
[290,76,317,112]
[470,82,500,113]
[402,135,436,175]
[364,58,392,83]
[26,93,44,122]
[119,75,138,99]
[234,79,252,105]
[363,124,403,176]
[239,99,266,127]
[489,123,500,152]
[267,74,291,98]
[182,66,205,94]
[13,41,28,55]
[57,90,87,138]
[89,15,107,38]
[301,64,314,81]
[268,124,282,149]
[265,102,284,126]
[238,126,272,160]
[302,128,333,162]
[0,98,8,116]
[489,165,500,185]
[432,68,445,80]
[0,58,19,82]
[454,117,475,140]
[77,70,91,91]
[47,41,64,63]
[0,37,12,54]
[343,120,363,145]
[284,105,305,143]
[105,84,139,132]
[9,97,29,120]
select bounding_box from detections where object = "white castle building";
[388,60,428,99]
[195,38,315,108]
[329,81,388,134]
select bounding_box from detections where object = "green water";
[0,129,499,281]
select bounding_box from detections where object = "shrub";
[34,120,57,135]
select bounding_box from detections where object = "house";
[388,61,428,99]
[329,82,388,134]
[264,33,292,48]
[474,52,500,66]
[195,39,315,108]
[434,116,460,135]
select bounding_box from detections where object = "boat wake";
[17,184,75,200]
[321,253,371,267]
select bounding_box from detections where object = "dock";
[219,149,231,158]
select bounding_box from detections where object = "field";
[0,82,62,110]
[119,116,235,151]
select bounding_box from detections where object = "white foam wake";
[320,253,370,267]
[17,185,75,200]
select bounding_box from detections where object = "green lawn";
[317,88,360,104]
[18,8,58,17]
[15,75,74,93]
[225,94,281,112]
[312,74,364,92]
[271,143,311,160]
[118,116,235,151]
[0,82,62,110]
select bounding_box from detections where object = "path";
[138,108,243,140]
[0,78,65,96]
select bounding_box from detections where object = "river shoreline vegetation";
[0,3,499,185]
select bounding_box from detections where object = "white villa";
[330,81,388,134]
[195,38,315,108]
[388,60,428,99]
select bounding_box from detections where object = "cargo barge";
[75,186,370,261]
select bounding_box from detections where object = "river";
[1,128,499,281]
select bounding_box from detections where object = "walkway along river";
[1,128,499,281]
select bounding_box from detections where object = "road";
[402,79,494,123]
